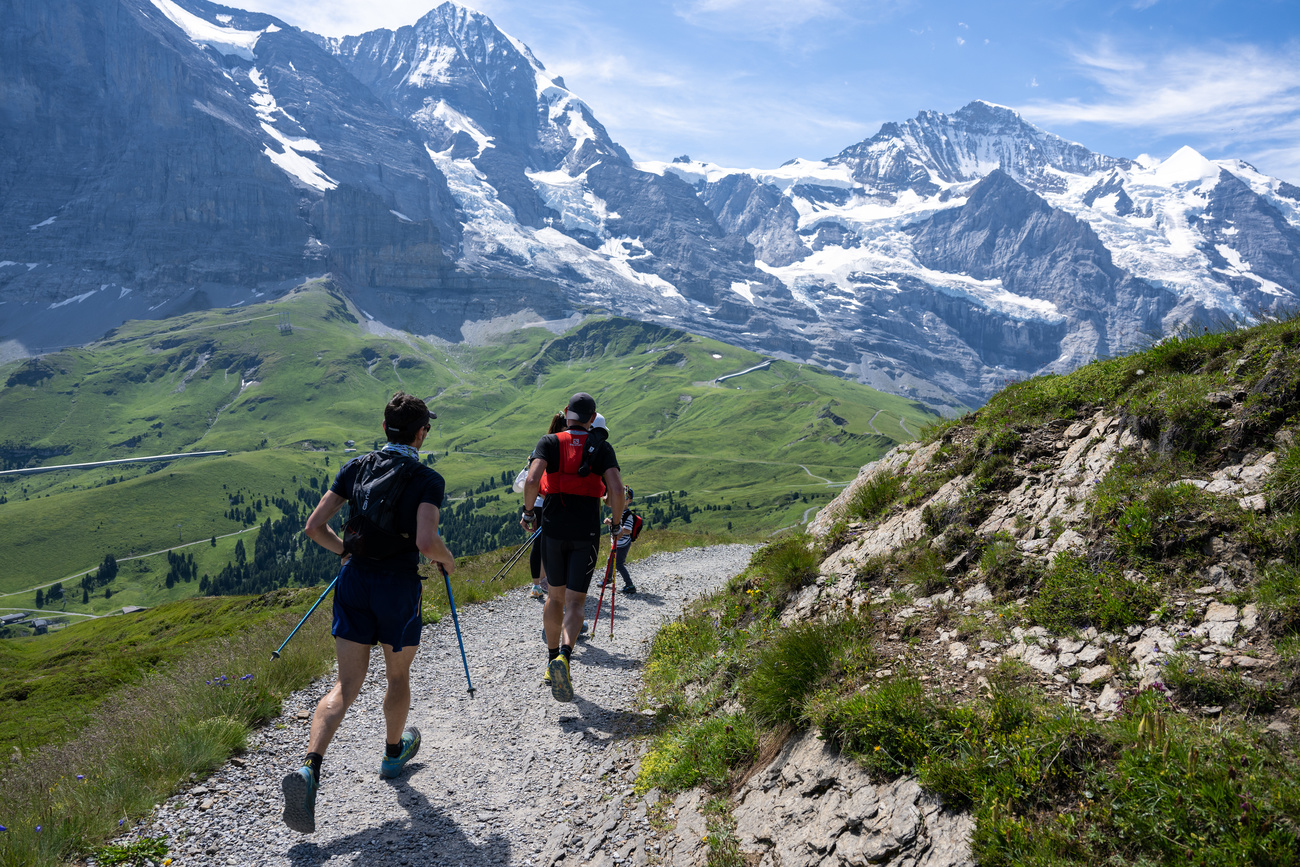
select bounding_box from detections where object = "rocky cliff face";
[0,0,461,352]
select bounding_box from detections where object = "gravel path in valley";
[119,545,756,867]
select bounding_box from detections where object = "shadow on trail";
[574,635,640,673]
[606,589,667,608]
[287,774,510,867]
[559,694,657,740]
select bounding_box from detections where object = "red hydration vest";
[540,430,607,498]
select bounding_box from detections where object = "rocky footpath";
[103,546,756,867]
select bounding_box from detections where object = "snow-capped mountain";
[3,0,1298,409]
[647,102,1300,405]
[316,3,805,341]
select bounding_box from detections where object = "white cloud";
[1020,41,1300,131]
[1016,39,1300,180]
[671,0,904,41]
[956,36,965,46]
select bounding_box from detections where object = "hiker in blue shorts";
[282,392,456,834]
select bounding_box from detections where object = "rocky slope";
[586,321,1300,865]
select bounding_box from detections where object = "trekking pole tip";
[270,650,281,660]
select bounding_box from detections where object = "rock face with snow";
[3,0,1299,407]
[653,104,1300,408]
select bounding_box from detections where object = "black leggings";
[530,532,543,582]
[615,545,630,583]
[542,536,600,594]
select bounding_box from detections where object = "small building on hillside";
[31,618,49,634]
[0,613,27,626]
[120,606,148,615]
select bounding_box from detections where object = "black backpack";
[342,451,420,561]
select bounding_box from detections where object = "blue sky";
[236,0,1300,182]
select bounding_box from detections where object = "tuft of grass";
[847,471,904,521]
[1254,562,1300,642]
[747,535,819,603]
[636,713,757,795]
[1025,553,1159,632]
[741,619,859,726]
[1266,445,1300,514]
[1159,654,1284,714]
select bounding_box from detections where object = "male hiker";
[520,392,624,702]
[282,392,455,834]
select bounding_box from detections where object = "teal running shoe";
[379,726,421,779]
[281,765,317,833]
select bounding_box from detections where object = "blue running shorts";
[331,559,424,651]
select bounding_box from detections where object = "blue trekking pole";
[271,574,339,660]
[439,565,476,697]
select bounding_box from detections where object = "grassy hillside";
[0,282,936,617]
[633,317,1300,865]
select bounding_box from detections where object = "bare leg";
[544,585,565,649]
[380,642,419,744]
[562,591,587,648]
[306,638,373,756]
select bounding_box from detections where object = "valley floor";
[108,545,757,866]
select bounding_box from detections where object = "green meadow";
[0,281,936,617]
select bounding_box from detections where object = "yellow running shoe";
[547,654,573,702]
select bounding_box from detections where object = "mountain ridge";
[2,0,1299,409]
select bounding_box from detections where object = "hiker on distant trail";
[520,393,624,702]
[604,485,640,595]
[282,392,455,834]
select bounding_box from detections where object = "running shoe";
[529,584,545,599]
[542,662,552,685]
[379,726,421,779]
[281,765,317,833]
[547,654,574,702]
[622,581,637,595]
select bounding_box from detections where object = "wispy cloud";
[1020,40,1300,133]
[1017,39,1300,179]
[671,0,905,41]
[549,46,871,163]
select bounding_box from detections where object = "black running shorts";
[542,536,600,594]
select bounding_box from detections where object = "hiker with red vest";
[520,392,625,702]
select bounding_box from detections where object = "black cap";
[567,392,596,419]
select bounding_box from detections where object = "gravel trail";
[124,544,756,866]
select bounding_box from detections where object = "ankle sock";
[305,752,323,778]
[386,742,402,758]
[548,647,560,661]
[560,644,572,660]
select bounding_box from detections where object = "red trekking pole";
[592,533,619,638]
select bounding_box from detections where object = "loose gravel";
[115,544,757,866]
